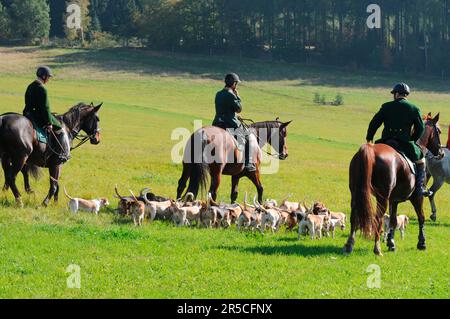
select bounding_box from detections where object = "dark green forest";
[1,0,450,76]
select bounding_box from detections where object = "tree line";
[1,0,450,76]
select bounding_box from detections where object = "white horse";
[426,148,450,221]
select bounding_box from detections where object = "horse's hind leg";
[386,202,399,252]
[5,156,26,207]
[374,196,388,256]
[21,165,33,194]
[428,177,444,222]
[410,195,426,250]
[2,159,9,192]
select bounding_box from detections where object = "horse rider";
[23,66,71,164]
[212,73,256,172]
[366,83,431,197]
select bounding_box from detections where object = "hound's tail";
[63,187,74,200]
[349,144,375,238]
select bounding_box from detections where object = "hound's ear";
[94,103,103,113]
[433,113,440,124]
[281,121,292,128]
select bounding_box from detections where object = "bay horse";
[344,113,443,255]
[176,119,292,204]
[0,103,102,207]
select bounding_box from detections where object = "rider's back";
[377,98,422,143]
[213,89,242,129]
[24,80,48,127]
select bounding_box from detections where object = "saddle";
[383,139,416,175]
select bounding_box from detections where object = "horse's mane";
[250,120,283,130]
[64,103,92,116]
[60,103,92,129]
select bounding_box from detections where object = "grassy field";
[0,46,448,299]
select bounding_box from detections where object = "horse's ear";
[281,121,292,128]
[275,117,280,122]
[94,103,103,113]
[433,113,440,124]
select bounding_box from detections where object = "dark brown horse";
[0,103,102,207]
[344,114,443,255]
[176,119,292,203]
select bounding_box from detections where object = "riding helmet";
[36,66,53,79]
[391,83,410,96]
[225,73,241,86]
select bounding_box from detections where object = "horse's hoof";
[430,214,437,222]
[26,189,34,195]
[374,250,384,256]
[343,244,353,255]
[388,246,396,252]
[15,199,24,208]
[417,243,426,251]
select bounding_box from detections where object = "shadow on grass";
[44,47,450,93]
[218,242,352,257]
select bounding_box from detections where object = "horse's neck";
[251,122,279,147]
[60,112,81,140]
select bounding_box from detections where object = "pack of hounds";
[63,186,409,241]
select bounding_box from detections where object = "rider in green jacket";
[366,83,431,197]
[23,66,70,163]
[213,73,256,172]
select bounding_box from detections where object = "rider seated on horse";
[23,66,70,164]
[212,73,256,172]
[366,83,431,197]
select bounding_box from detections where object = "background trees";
[0,0,449,76]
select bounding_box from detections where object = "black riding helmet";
[36,66,53,79]
[391,83,410,96]
[225,73,241,87]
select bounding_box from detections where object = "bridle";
[422,120,444,160]
[240,118,285,158]
[70,128,101,151]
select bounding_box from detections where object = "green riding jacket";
[212,88,242,129]
[23,80,62,130]
[366,98,425,161]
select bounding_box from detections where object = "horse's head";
[273,118,292,160]
[419,113,444,159]
[79,102,102,145]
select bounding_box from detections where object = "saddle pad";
[32,121,48,144]
[399,151,416,175]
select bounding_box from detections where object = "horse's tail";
[185,132,209,199]
[28,164,42,180]
[349,144,375,238]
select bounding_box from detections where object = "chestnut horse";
[0,103,102,207]
[344,114,443,255]
[176,120,291,203]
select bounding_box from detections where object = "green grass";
[0,46,448,298]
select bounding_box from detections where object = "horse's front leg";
[247,171,264,204]
[231,175,241,204]
[43,164,62,207]
[428,177,444,222]
[410,195,426,250]
[387,202,399,252]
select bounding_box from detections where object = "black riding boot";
[415,162,432,197]
[244,135,256,172]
